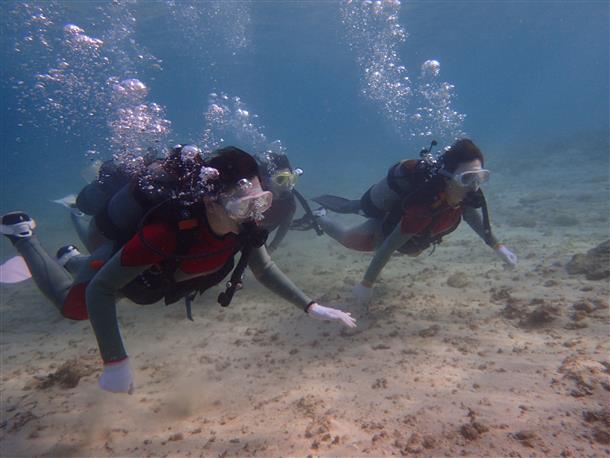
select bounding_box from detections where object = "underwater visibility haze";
[0,1,609,457]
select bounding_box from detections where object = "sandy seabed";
[1,146,609,458]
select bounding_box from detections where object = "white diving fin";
[51,194,77,209]
[0,256,32,284]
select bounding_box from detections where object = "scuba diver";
[255,152,322,252]
[0,145,356,394]
[292,138,517,307]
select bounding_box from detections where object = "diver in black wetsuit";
[255,152,303,252]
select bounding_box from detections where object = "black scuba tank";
[359,163,408,218]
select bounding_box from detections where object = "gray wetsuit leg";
[66,208,116,275]
[12,236,74,311]
[12,227,116,313]
[317,216,382,251]
[70,209,93,252]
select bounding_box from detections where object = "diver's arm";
[267,204,296,252]
[362,223,415,286]
[249,245,356,327]
[462,205,499,248]
[249,245,312,310]
[86,249,152,363]
[463,206,517,266]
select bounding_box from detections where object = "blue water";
[0,1,608,217]
[1,3,609,455]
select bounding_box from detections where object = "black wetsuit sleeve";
[267,202,296,251]
[462,205,499,247]
[86,248,153,363]
[248,245,312,311]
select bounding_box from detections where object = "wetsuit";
[260,191,297,251]
[359,194,497,285]
[12,186,312,365]
[317,159,499,282]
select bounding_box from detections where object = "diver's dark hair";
[205,146,260,191]
[256,152,292,176]
[403,139,484,206]
[441,139,485,173]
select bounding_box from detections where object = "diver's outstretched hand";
[307,303,357,328]
[99,358,134,394]
[495,244,517,268]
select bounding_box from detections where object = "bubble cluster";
[164,1,251,60]
[201,93,286,158]
[250,197,269,223]
[111,78,149,104]
[6,1,163,145]
[412,77,466,143]
[108,78,171,174]
[198,166,220,189]
[340,0,465,146]
[421,59,440,78]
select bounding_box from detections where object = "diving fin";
[51,194,77,209]
[312,195,361,214]
[0,256,32,284]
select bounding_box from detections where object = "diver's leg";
[63,210,114,274]
[70,210,112,255]
[10,232,111,312]
[2,212,115,320]
[11,236,74,311]
[60,241,117,321]
[69,208,92,251]
[63,254,89,276]
[317,216,380,252]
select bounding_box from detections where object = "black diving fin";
[311,195,361,214]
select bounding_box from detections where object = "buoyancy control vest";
[359,159,441,219]
[91,159,268,316]
[361,159,493,256]
[383,187,492,256]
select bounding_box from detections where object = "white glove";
[99,358,134,394]
[352,282,373,308]
[307,303,357,328]
[496,244,517,268]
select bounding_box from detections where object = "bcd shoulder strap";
[217,223,268,308]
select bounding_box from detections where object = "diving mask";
[442,169,490,189]
[221,179,273,221]
[271,168,303,189]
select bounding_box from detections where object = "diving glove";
[495,244,517,268]
[352,282,373,308]
[307,303,357,328]
[99,357,134,394]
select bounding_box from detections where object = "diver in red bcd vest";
[1,145,356,394]
[291,138,518,308]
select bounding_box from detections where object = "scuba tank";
[360,141,440,219]
[75,148,160,216]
